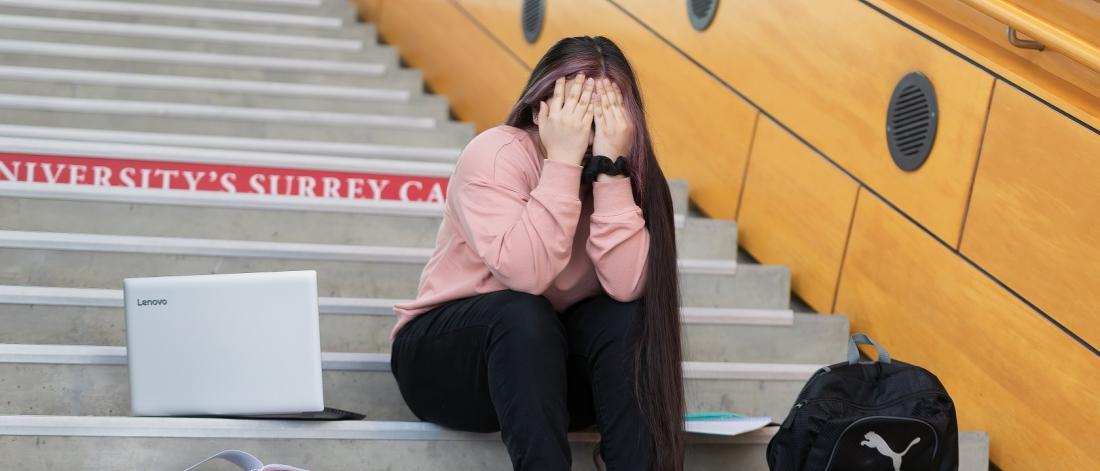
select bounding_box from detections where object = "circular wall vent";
[687,0,718,31]
[521,0,544,44]
[886,72,938,172]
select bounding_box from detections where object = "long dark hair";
[504,35,684,470]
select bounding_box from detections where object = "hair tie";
[582,155,629,184]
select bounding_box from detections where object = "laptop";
[123,270,363,420]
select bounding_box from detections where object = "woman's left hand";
[592,78,634,159]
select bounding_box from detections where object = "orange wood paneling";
[372,0,530,132]
[869,0,1100,130]
[738,118,859,312]
[617,0,995,242]
[961,81,1100,348]
[836,190,1100,470]
[958,0,1100,73]
[457,0,759,218]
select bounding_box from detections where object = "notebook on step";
[123,270,363,420]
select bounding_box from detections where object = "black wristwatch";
[581,154,629,184]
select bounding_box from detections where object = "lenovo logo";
[136,298,168,307]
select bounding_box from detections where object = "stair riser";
[0,198,722,257]
[0,363,807,421]
[0,305,846,363]
[0,7,370,39]
[0,81,450,120]
[0,110,475,147]
[0,45,403,80]
[0,435,778,471]
[0,29,386,61]
[0,249,790,308]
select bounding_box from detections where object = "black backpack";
[766,333,959,471]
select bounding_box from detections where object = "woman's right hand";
[537,73,595,167]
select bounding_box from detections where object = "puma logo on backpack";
[860,431,921,471]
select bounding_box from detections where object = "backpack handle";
[848,333,891,365]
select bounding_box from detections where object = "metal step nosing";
[226,0,323,7]
[0,343,821,380]
[0,125,461,161]
[0,65,409,101]
[0,231,731,273]
[0,39,386,75]
[0,94,436,129]
[0,137,454,176]
[0,230,437,264]
[0,0,344,29]
[0,181,448,217]
[0,414,776,444]
[0,285,795,326]
[0,14,363,51]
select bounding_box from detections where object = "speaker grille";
[886,72,938,172]
[521,0,544,44]
[687,0,718,31]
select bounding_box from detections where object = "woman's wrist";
[595,173,629,183]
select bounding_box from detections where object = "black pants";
[390,289,656,470]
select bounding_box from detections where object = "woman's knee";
[564,293,643,351]
[485,290,566,353]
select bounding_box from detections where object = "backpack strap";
[847,333,891,365]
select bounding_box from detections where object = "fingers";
[577,76,595,114]
[537,100,548,125]
[593,83,605,124]
[608,80,627,125]
[561,73,584,114]
[548,76,566,111]
[594,79,609,130]
[582,100,594,129]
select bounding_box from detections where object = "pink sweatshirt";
[391,124,650,339]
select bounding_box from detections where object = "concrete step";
[0,286,845,363]
[0,18,392,61]
[0,39,405,81]
[0,4,374,41]
[0,13,374,50]
[0,124,463,162]
[85,0,359,19]
[0,96,476,146]
[0,184,719,259]
[0,67,451,119]
[0,415,992,471]
[0,0,349,30]
[0,343,822,421]
[0,231,788,309]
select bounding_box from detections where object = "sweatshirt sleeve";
[586,176,650,301]
[451,135,583,295]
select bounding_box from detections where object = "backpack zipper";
[779,388,947,430]
[778,365,831,430]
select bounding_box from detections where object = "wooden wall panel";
[835,191,1100,469]
[738,118,859,312]
[368,0,530,132]
[961,81,1100,348]
[868,0,1100,131]
[457,0,759,218]
[617,0,995,243]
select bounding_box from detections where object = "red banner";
[0,152,449,203]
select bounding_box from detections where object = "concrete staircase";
[0,0,990,469]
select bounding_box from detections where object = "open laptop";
[123,270,363,420]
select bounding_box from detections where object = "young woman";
[389,36,684,471]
